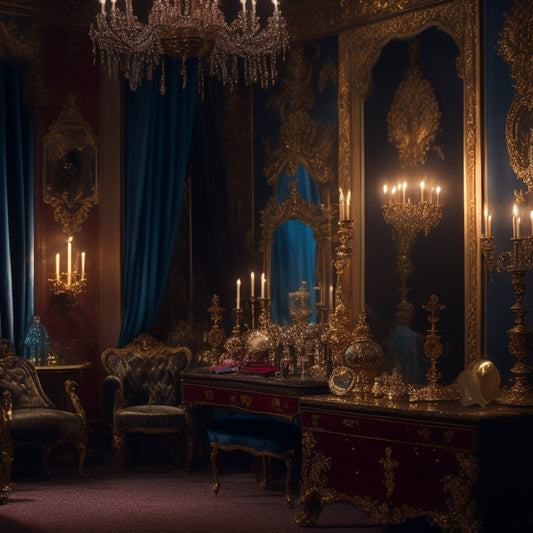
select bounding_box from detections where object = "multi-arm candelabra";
[481,231,533,406]
[382,197,442,305]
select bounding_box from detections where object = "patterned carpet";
[1,460,389,533]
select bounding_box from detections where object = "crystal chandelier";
[89,0,290,96]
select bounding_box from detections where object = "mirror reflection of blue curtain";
[0,63,34,353]
[271,166,319,325]
[119,61,198,346]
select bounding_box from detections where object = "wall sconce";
[48,236,87,309]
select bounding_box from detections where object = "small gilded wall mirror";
[42,94,98,236]
[329,366,356,395]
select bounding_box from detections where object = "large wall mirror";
[338,0,483,381]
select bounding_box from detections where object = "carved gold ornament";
[498,0,533,192]
[42,94,98,236]
[387,41,442,168]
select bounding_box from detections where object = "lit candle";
[67,237,72,287]
[530,210,533,235]
[111,0,117,11]
[250,272,255,298]
[488,215,492,238]
[272,0,279,12]
[383,185,388,203]
[402,182,406,203]
[517,217,521,239]
[484,208,489,236]
[346,190,351,220]
[436,186,441,205]
[251,0,257,13]
[81,252,86,278]
[339,188,345,221]
[420,181,425,202]
[55,253,60,282]
[240,0,246,12]
[329,285,334,308]
[261,273,266,299]
[236,279,241,309]
[392,186,396,202]
[100,0,105,14]
[512,205,518,238]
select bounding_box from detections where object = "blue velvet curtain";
[271,166,320,325]
[0,63,34,352]
[119,62,198,347]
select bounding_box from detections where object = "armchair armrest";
[64,380,86,421]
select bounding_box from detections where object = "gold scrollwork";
[379,446,399,499]
[498,0,533,194]
[387,41,442,168]
[42,94,98,236]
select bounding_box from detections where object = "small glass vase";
[23,316,50,366]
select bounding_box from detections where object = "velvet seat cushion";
[11,408,83,442]
[207,414,300,455]
[114,405,188,430]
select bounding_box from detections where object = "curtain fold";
[119,62,198,347]
[0,62,34,352]
[271,166,320,325]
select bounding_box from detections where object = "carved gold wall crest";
[387,41,442,168]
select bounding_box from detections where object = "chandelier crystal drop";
[89,0,290,96]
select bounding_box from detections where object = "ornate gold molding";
[387,41,442,168]
[263,45,337,189]
[339,0,482,365]
[498,0,533,193]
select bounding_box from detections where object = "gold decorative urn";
[344,310,384,397]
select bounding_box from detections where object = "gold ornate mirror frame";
[42,94,98,236]
[338,0,482,365]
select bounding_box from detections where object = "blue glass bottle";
[23,316,50,366]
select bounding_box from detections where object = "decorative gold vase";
[344,310,384,398]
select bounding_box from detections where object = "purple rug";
[0,464,385,533]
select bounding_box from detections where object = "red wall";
[34,27,101,422]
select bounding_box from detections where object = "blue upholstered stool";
[206,414,300,506]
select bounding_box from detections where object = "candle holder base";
[48,275,86,310]
[496,376,533,406]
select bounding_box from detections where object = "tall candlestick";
[56,253,60,282]
[261,273,266,299]
[81,252,86,277]
[67,238,72,287]
[236,279,241,309]
[339,188,345,221]
[346,190,351,220]
[250,272,255,297]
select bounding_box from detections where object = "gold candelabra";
[48,237,87,309]
[382,198,442,305]
[481,231,533,406]
[327,219,354,368]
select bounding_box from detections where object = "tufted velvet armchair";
[101,334,193,469]
[0,343,87,490]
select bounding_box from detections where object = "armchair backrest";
[0,355,55,409]
[101,334,192,406]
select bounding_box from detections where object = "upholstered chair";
[0,346,87,483]
[101,334,193,469]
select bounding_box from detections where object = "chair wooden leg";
[259,455,271,489]
[112,430,126,468]
[76,443,88,478]
[284,454,294,507]
[209,444,220,495]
